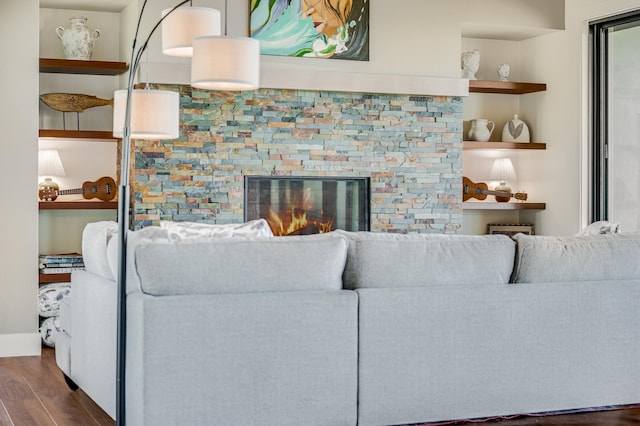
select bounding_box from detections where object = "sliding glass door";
[591,11,640,231]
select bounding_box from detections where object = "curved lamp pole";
[115,1,202,424]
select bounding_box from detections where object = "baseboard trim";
[0,333,41,357]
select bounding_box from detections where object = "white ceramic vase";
[468,118,494,142]
[56,17,100,60]
[502,114,530,142]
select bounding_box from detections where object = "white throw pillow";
[160,219,273,242]
[575,220,620,236]
[38,283,71,317]
[40,316,62,348]
[82,221,119,280]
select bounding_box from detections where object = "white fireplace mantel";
[139,61,469,97]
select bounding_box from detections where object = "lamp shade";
[191,35,260,91]
[38,149,66,177]
[489,158,517,182]
[161,7,221,57]
[113,89,180,139]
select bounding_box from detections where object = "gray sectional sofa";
[55,221,640,425]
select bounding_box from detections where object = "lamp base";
[38,177,59,201]
[494,182,511,203]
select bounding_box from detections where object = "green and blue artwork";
[250,0,369,61]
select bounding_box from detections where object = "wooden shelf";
[469,80,547,95]
[39,273,71,284]
[39,58,128,76]
[463,141,546,150]
[39,129,119,141]
[39,201,118,210]
[463,202,546,210]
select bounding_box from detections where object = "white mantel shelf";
[261,66,470,97]
[140,62,470,98]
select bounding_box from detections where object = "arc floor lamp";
[113,1,259,424]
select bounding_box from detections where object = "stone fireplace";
[132,85,463,233]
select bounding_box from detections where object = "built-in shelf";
[469,80,546,95]
[39,273,71,284]
[39,58,128,76]
[463,202,546,210]
[39,129,119,141]
[39,201,118,210]
[463,141,546,150]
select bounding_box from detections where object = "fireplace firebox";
[245,176,370,236]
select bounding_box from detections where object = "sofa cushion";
[512,233,640,283]
[129,232,349,296]
[336,231,515,289]
[82,221,118,281]
[160,218,273,241]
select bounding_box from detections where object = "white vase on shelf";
[502,114,530,142]
[56,17,100,60]
[468,118,494,142]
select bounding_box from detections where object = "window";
[590,11,640,231]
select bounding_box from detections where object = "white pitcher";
[56,17,100,60]
[467,118,495,142]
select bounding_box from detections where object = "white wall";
[516,0,640,236]
[0,0,41,356]
[139,0,562,88]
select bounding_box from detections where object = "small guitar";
[463,176,527,202]
[40,176,117,202]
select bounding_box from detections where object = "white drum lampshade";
[161,7,221,57]
[113,89,180,140]
[191,35,260,91]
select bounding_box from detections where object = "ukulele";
[463,176,527,202]
[39,176,117,202]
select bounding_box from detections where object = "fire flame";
[264,187,335,236]
[266,206,333,236]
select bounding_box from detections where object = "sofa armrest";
[67,270,117,419]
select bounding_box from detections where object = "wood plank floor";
[0,347,113,426]
[1,347,640,425]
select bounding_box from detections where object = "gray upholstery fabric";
[68,271,117,419]
[126,290,358,426]
[58,295,72,336]
[129,232,348,296]
[512,233,640,283]
[55,298,72,385]
[54,331,71,378]
[356,282,640,426]
[337,230,515,289]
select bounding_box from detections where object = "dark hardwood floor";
[0,347,113,425]
[1,347,640,425]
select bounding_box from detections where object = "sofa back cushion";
[512,233,640,283]
[337,231,515,289]
[129,232,349,296]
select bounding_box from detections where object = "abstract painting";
[250,0,369,61]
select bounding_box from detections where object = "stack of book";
[39,253,85,274]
